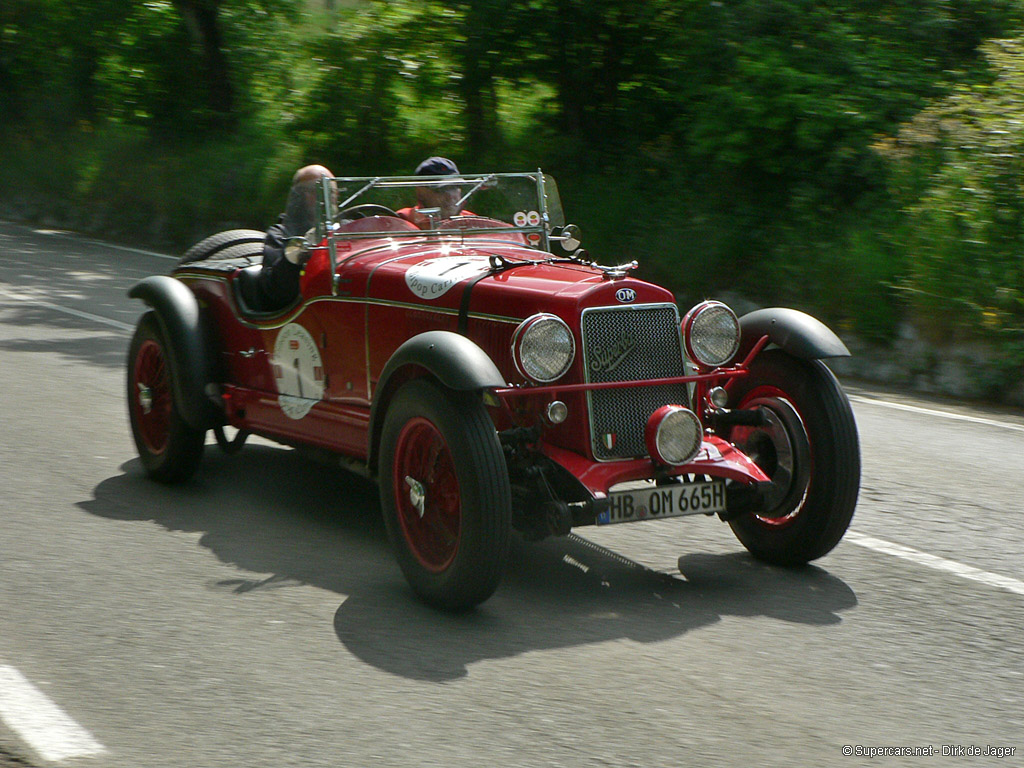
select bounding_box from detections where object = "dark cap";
[415,156,460,176]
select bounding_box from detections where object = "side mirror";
[284,236,310,266]
[551,224,581,252]
[417,206,442,228]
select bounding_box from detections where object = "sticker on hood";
[405,255,492,300]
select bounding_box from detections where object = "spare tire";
[180,229,266,265]
[207,241,265,266]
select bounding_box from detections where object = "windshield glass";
[318,172,565,251]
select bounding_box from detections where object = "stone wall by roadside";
[713,293,1024,409]
[829,325,1024,408]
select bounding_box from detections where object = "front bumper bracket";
[720,480,774,521]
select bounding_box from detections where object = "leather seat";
[234,264,266,314]
[233,264,302,317]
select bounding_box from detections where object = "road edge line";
[848,394,1024,433]
[0,665,107,762]
[845,531,1024,597]
[0,286,134,332]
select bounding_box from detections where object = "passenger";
[257,164,335,309]
[396,157,465,228]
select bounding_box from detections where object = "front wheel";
[378,379,511,610]
[127,313,206,482]
[726,350,860,564]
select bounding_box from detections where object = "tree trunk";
[457,2,504,162]
[171,0,235,121]
[358,53,392,168]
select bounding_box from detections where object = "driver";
[257,164,335,309]
[396,156,466,228]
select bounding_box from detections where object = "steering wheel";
[338,204,401,221]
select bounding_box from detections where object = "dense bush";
[877,38,1024,376]
[2,0,1023,367]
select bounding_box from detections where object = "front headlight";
[682,301,740,368]
[511,313,575,383]
[645,405,703,465]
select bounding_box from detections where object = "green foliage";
[289,3,431,173]
[878,37,1024,369]
[0,0,125,128]
[0,123,293,247]
[2,0,1024,371]
[0,0,306,244]
[651,0,1023,301]
[1,0,301,134]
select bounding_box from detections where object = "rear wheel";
[379,379,511,610]
[127,313,205,482]
[726,350,860,564]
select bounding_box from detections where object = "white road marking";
[0,665,107,762]
[72,236,177,261]
[845,531,1024,597]
[29,225,177,260]
[0,285,134,332]
[0,219,177,260]
[848,394,1024,433]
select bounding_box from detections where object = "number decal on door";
[272,323,325,419]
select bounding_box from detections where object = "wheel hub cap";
[405,476,426,518]
[731,394,810,524]
[132,338,172,455]
[137,383,154,414]
[392,417,461,573]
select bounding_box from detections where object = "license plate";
[597,479,727,525]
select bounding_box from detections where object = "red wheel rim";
[734,385,811,529]
[132,339,173,455]
[392,417,461,572]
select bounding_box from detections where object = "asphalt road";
[1,220,1022,767]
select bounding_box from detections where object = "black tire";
[725,350,860,564]
[127,312,206,482]
[378,379,511,610]
[180,229,265,265]
[205,242,265,266]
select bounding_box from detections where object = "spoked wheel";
[393,417,463,572]
[127,312,205,482]
[379,379,511,610]
[726,350,860,564]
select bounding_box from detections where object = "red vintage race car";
[127,171,860,609]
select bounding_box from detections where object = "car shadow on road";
[0,327,128,369]
[334,541,857,681]
[0,302,132,369]
[78,443,858,683]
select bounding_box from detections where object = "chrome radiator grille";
[581,303,690,461]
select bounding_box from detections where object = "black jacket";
[257,218,302,309]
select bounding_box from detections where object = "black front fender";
[367,331,505,473]
[738,308,850,361]
[377,331,505,392]
[128,276,218,430]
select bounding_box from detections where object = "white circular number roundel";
[272,323,325,419]
[404,256,493,300]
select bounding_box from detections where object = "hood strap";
[456,256,524,336]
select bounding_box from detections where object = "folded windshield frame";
[315,171,566,294]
